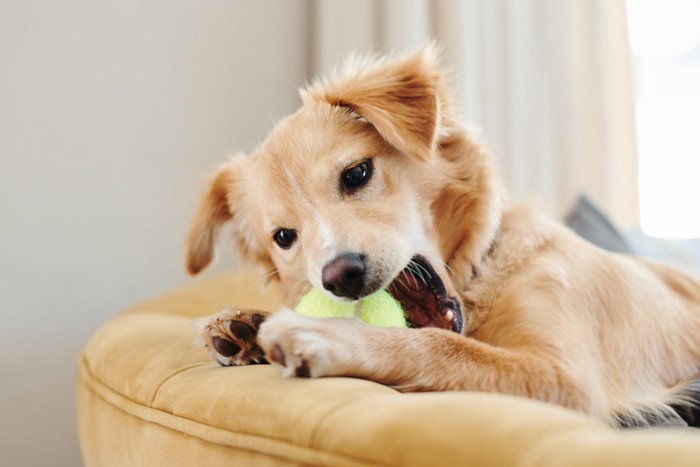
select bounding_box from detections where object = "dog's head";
[186,47,502,333]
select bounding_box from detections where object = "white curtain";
[310,0,639,226]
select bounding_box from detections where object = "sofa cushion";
[564,194,633,254]
[77,271,700,466]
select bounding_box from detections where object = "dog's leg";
[257,310,594,414]
[197,308,269,366]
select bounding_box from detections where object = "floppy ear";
[186,164,234,275]
[186,155,273,276]
[305,47,441,162]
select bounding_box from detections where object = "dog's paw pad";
[198,309,268,366]
[212,336,241,358]
[229,321,255,342]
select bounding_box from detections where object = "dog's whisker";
[394,274,410,291]
[403,263,418,287]
[247,266,280,291]
[407,261,429,287]
[406,265,423,288]
[244,265,307,301]
[430,256,455,277]
[406,261,421,280]
[287,280,304,304]
[441,261,456,277]
[287,277,311,305]
[412,260,433,282]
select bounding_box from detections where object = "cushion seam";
[148,362,211,405]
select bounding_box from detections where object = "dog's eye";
[341,159,373,192]
[273,228,297,249]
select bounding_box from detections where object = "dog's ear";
[186,155,269,275]
[186,163,234,274]
[305,47,441,162]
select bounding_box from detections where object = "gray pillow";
[564,194,633,254]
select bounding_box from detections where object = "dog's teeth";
[445,310,454,321]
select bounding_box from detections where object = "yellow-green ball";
[295,288,407,328]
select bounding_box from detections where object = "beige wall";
[0,1,310,465]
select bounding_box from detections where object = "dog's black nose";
[322,253,366,299]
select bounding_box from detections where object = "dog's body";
[188,48,700,427]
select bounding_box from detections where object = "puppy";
[187,46,700,428]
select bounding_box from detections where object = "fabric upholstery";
[564,194,633,254]
[77,271,700,466]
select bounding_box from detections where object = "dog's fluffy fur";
[187,46,700,427]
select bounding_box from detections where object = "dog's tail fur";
[614,378,700,429]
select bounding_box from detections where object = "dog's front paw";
[197,308,268,366]
[257,309,361,378]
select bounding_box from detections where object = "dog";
[187,46,700,428]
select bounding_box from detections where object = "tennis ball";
[295,288,408,328]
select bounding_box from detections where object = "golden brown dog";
[187,47,700,428]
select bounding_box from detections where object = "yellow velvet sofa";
[77,271,700,466]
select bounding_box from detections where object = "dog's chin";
[386,255,463,333]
